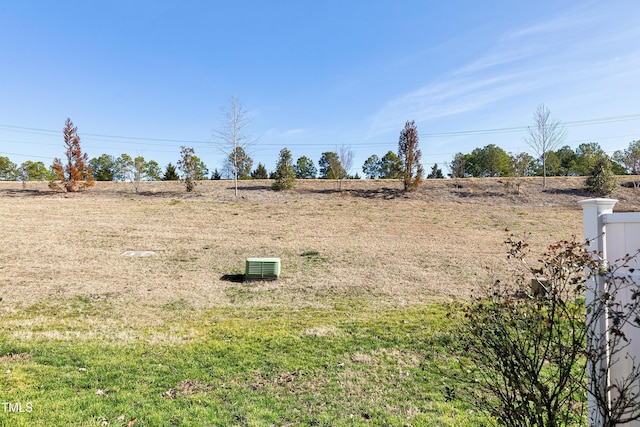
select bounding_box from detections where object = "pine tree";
[251,163,268,179]
[585,156,617,195]
[51,118,94,192]
[163,163,180,181]
[272,148,296,191]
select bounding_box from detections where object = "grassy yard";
[1,303,489,426]
[1,178,630,425]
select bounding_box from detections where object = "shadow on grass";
[0,189,58,197]
[304,187,405,200]
[220,274,280,283]
[220,274,246,283]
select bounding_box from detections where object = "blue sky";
[1,1,639,177]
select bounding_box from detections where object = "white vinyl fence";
[580,198,640,426]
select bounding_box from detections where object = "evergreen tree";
[210,168,222,180]
[20,160,53,181]
[89,154,117,181]
[272,148,296,191]
[251,163,268,179]
[362,154,381,179]
[0,156,19,180]
[318,152,344,179]
[162,162,180,181]
[226,146,253,180]
[585,156,617,195]
[51,118,94,192]
[426,163,444,179]
[379,151,404,179]
[294,156,317,178]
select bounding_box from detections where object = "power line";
[421,114,640,138]
[2,113,639,145]
[0,113,637,162]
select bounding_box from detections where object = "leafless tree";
[213,95,256,197]
[337,144,354,190]
[524,104,567,189]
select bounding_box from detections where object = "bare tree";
[213,95,256,197]
[524,104,567,189]
[337,144,354,190]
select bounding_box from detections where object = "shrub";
[585,157,617,195]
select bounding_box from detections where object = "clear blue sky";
[1,1,639,177]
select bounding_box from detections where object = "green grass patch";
[0,303,491,426]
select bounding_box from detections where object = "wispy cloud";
[368,3,632,137]
[369,69,545,136]
[262,128,307,140]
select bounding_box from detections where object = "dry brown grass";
[1,177,639,330]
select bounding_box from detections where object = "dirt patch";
[0,353,32,363]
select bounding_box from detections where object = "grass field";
[0,177,637,425]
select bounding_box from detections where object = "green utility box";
[245,258,281,280]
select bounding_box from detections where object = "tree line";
[4,139,638,183]
[3,103,637,196]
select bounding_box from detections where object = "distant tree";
[449,152,472,179]
[213,95,256,197]
[0,156,19,180]
[210,168,222,180]
[574,142,607,176]
[162,162,180,181]
[251,163,268,179]
[585,156,617,195]
[380,151,404,179]
[398,120,424,192]
[318,152,344,179]
[20,160,53,181]
[470,144,513,177]
[426,164,444,179]
[89,154,117,181]
[272,148,296,191]
[294,156,317,179]
[225,146,253,180]
[51,118,94,192]
[177,146,198,192]
[554,145,579,176]
[338,145,354,177]
[524,104,567,188]
[362,154,381,179]
[613,140,640,175]
[116,154,158,192]
[191,155,208,180]
[146,160,162,181]
[336,145,355,190]
[115,154,134,182]
[510,152,536,177]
